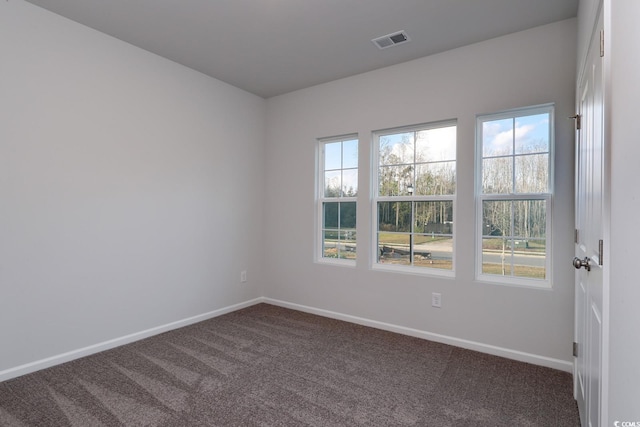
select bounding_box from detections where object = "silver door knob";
[573,257,591,271]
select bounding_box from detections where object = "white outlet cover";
[432,292,442,308]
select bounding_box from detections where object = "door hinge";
[600,30,605,57]
[573,342,579,357]
[570,114,581,130]
[599,239,604,266]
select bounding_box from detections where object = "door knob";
[573,257,591,271]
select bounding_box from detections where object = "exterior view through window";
[374,121,456,273]
[477,104,553,285]
[318,136,358,262]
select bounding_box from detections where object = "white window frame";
[371,120,457,277]
[475,104,554,288]
[316,134,358,266]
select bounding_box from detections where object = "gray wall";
[608,0,640,421]
[0,1,266,373]
[264,19,577,368]
[1,0,580,379]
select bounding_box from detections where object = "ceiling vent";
[372,31,410,49]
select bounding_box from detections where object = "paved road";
[326,241,545,267]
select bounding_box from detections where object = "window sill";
[475,273,552,289]
[316,258,356,267]
[372,263,455,279]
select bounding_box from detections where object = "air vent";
[372,31,410,49]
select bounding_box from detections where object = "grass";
[482,263,545,279]
[379,255,452,270]
[323,247,356,260]
[323,241,546,279]
[378,233,451,245]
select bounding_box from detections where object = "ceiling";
[25,0,579,98]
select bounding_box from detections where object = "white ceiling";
[25,0,579,98]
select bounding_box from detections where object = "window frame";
[475,104,554,288]
[371,120,457,277]
[316,134,359,266]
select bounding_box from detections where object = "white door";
[574,7,604,427]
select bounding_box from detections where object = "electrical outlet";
[432,292,442,308]
[240,270,247,283]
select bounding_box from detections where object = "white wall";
[0,0,265,374]
[577,0,601,75]
[608,0,640,421]
[265,19,577,367]
[0,0,580,380]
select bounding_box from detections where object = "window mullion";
[373,120,456,275]
[477,104,553,286]
[317,135,358,264]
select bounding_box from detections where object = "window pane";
[342,139,358,169]
[374,122,456,272]
[342,168,358,197]
[482,118,513,157]
[482,157,513,194]
[515,154,548,193]
[514,239,546,279]
[324,170,341,197]
[323,202,339,229]
[416,126,456,162]
[513,200,546,238]
[322,230,339,258]
[414,235,453,270]
[481,237,546,279]
[340,202,357,229]
[319,136,358,264]
[378,202,411,233]
[378,165,414,196]
[481,237,513,275]
[482,200,512,237]
[515,113,550,154]
[414,201,453,234]
[338,231,357,260]
[378,233,410,265]
[415,162,456,195]
[324,142,341,170]
[379,133,414,165]
[477,107,552,284]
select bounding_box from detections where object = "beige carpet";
[0,303,580,426]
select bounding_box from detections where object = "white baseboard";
[1,296,572,383]
[0,298,264,382]
[263,297,574,373]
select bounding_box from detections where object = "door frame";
[574,1,611,425]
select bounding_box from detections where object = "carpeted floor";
[0,303,580,426]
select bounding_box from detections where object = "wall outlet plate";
[432,292,442,308]
[240,271,247,282]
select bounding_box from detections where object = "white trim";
[0,298,264,382]
[0,296,572,383]
[372,262,455,279]
[474,104,554,287]
[263,297,573,373]
[371,121,457,274]
[316,135,359,264]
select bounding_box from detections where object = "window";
[373,121,457,274]
[476,104,553,286]
[317,135,358,263]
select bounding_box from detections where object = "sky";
[322,114,547,197]
[482,113,549,157]
[379,125,457,165]
[324,138,358,196]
